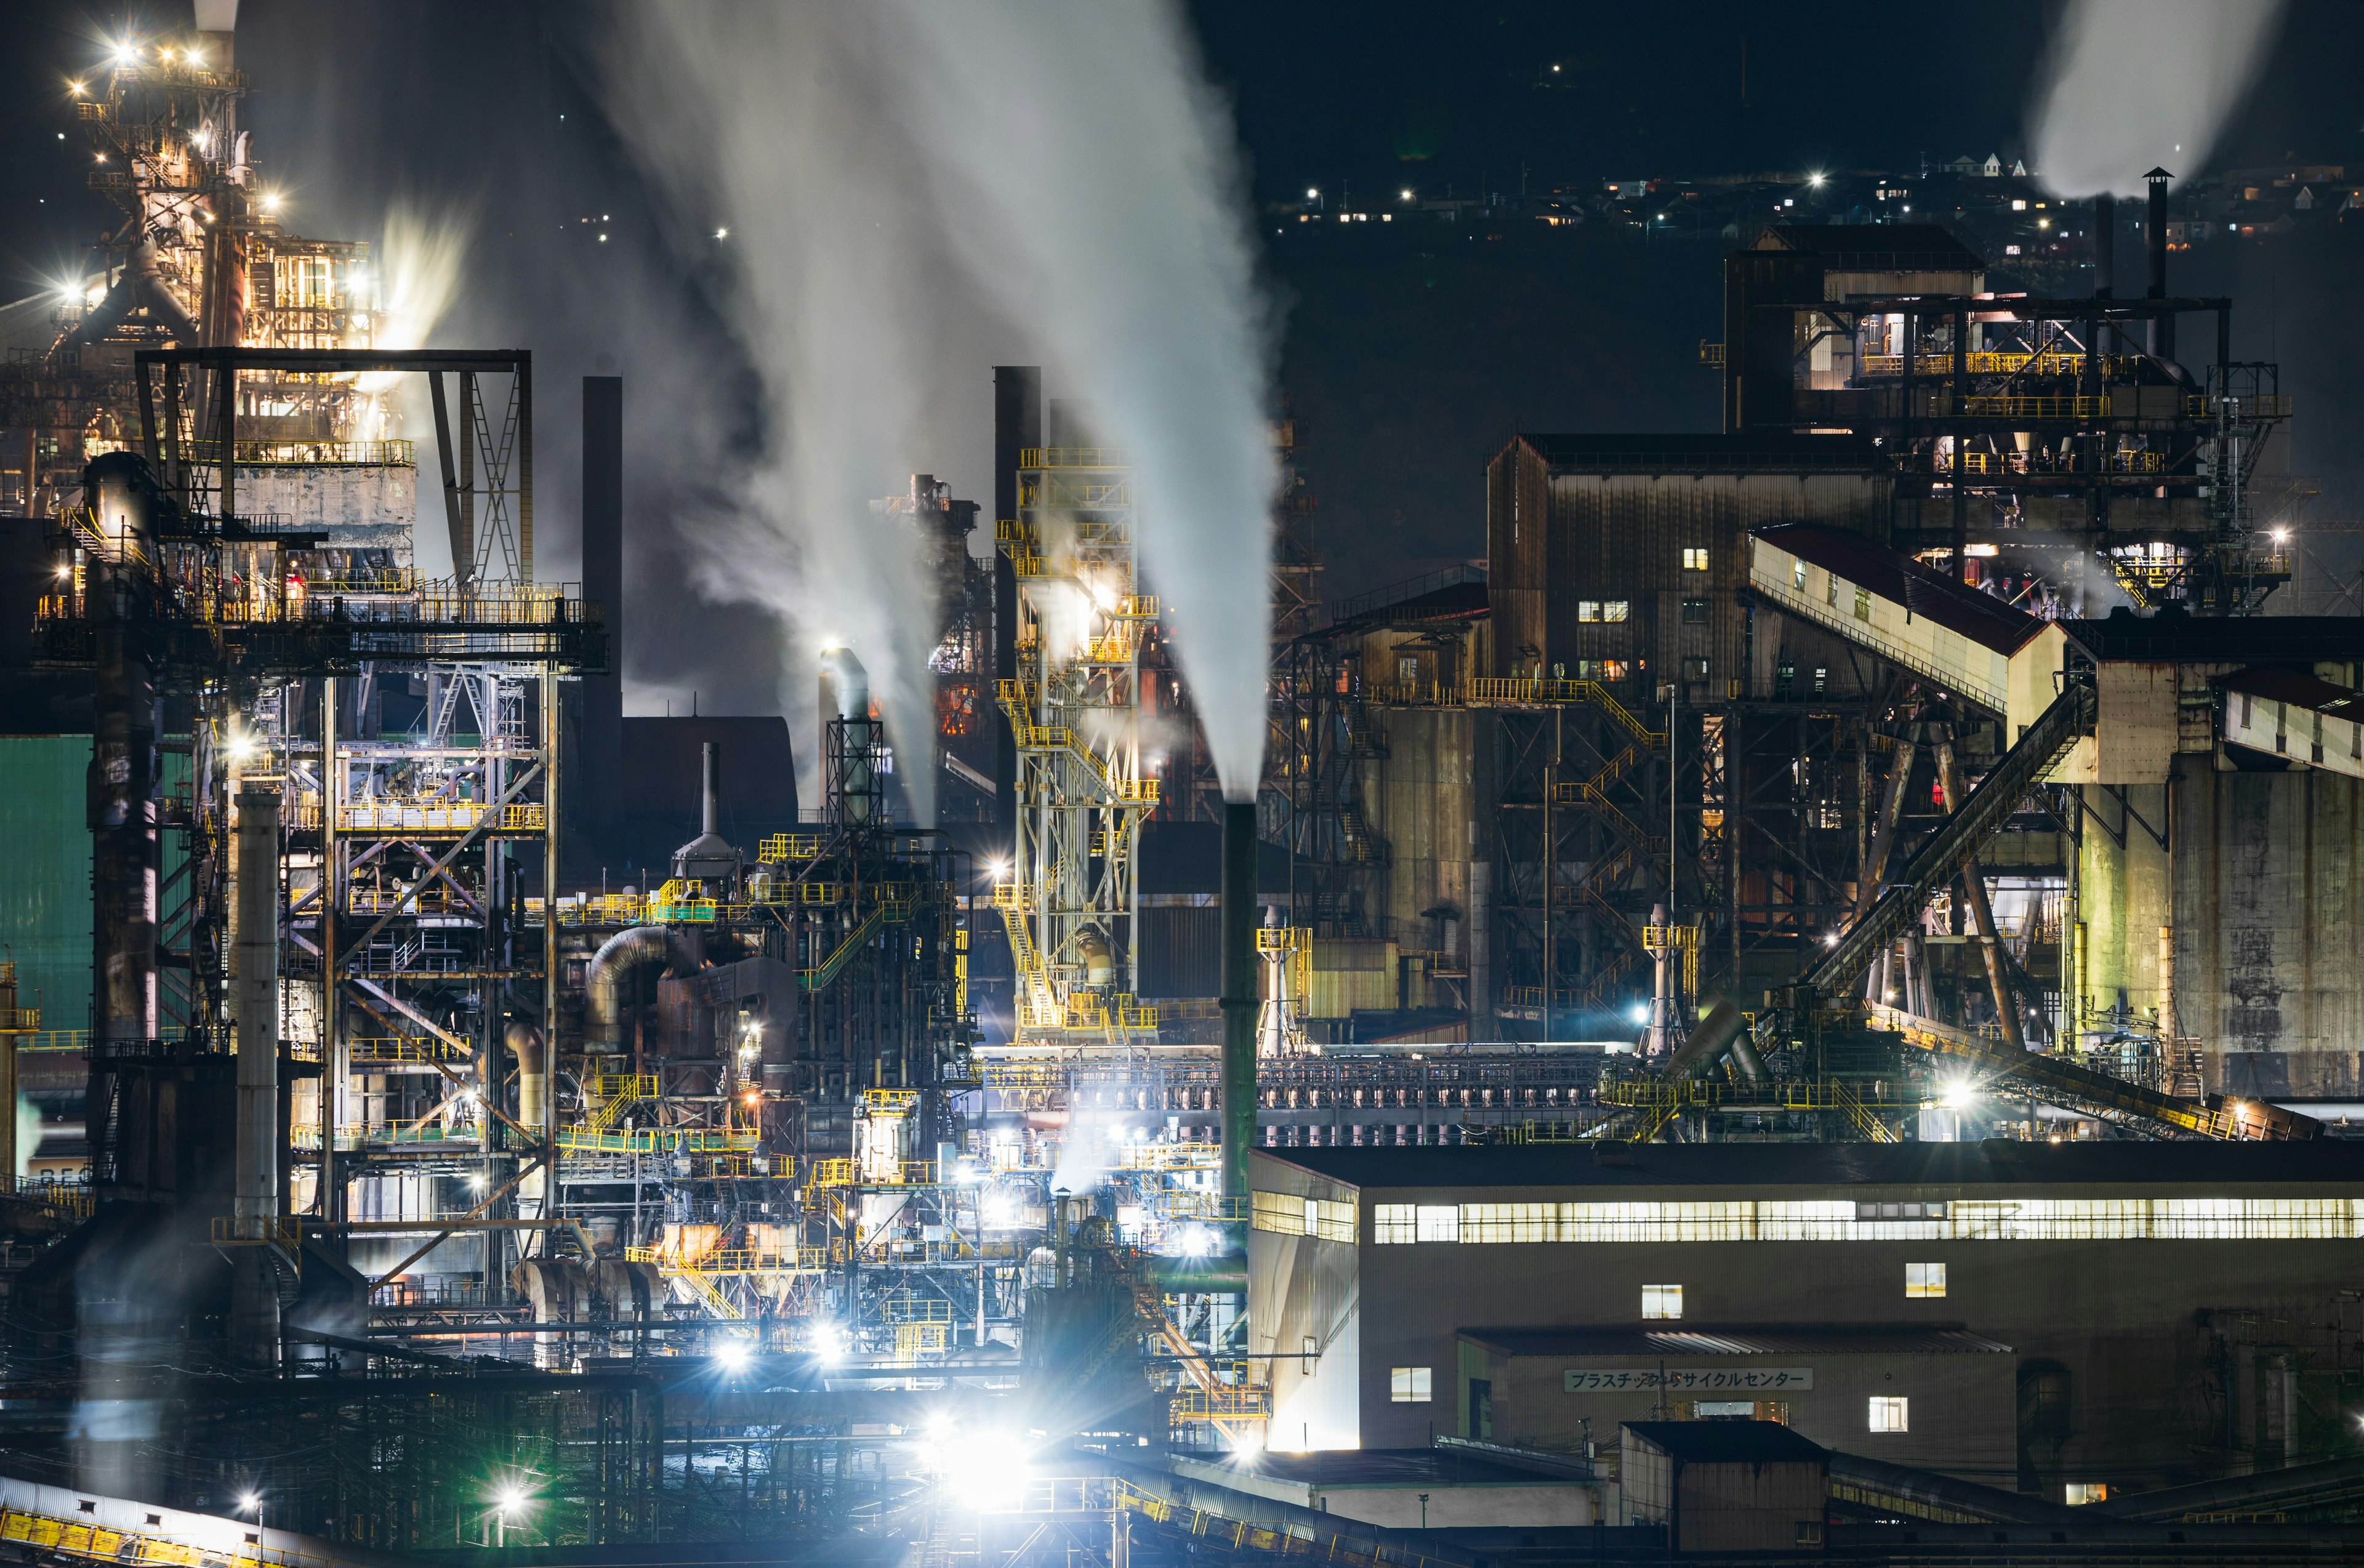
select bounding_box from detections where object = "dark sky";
[3,1,2360,688]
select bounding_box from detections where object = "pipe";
[1853,740,1918,922]
[66,243,200,349]
[513,1022,546,1138]
[2145,167,2175,361]
[584,926,707,1051]
[819,647,869,720]
[1646,903,1675,1058]
[1220,802,1257,1199]
[231,788,281,1369]
[699,741,719,838]
[1726,1027,1769,1085]
[1936,743,2024,1051]
[1662,997,1746,1082]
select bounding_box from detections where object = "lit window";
[1682,657,1710,681]
[1461,1203,1558,1242]
[1373,1203,1417,1245]
[1825,575,1839,606]
[1854,585,1872,621]
[1681,598,1709,624]
[2064,1483,2110,1506]
[1251,1191,1355,1242]
[1906,1262,1947,1298]
[1602,659,1628,681]
[1868,1396,1909,1433]
[1681,547,1710,571]
[1415,1205,1460,1243]
[1791,559,1807,591]
[1391,1367,1433,1403]
[1578,600,1601,622]
[1642,1284,1683,1319]
[1603,600,1630,622]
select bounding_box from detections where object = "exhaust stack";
[2145,166,2175,360]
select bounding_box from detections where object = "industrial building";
[0,12,2363,1568]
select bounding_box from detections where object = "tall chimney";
[701,741,720,838]
[2093,193,2116,299]
[1220,802,1258,1199]
[2145,167,2175,361]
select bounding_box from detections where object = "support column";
[1220,802,1257,1200]
[231,788,283,1368]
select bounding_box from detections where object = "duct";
[1218,802,1256,1199]
[584,926,707,1051]
[1076,927,1115,989]
[1725,1027,1769,1085]
[66,243,200,350]
[1662,997,1746,1081]
[230,789,281,1369]
[512,1022,546,1137]
[819,648,883,826]
[670,741,742,882]
[1854,740,1918,925]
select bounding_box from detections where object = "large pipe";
[231,788,281,1368]
[700,741,720,838]
[1853,740,1918,923]
[1936,742,2024,1051]
[1220,802,1257,1199]
[584,926,707,1051]
[1662,997,1747,1082]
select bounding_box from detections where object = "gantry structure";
[992,447,1161,1045]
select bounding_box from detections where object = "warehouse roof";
[1253,1140,2364,1191]
[1196,1448,1559,1489]
[1622,1420,1828,1465]
[1463,1325,2011,1357]
[2222,667,2364,718]
[1511,432,1880,472]
[2062,607,2364,664]
[1754,522,2049,656]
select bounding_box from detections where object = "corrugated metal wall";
[0,737,90,1035]
[1137,906,1220,999]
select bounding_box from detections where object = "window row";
[1250,1191,1356,1242]
[1359,1198,2363,1243]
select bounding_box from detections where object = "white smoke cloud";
[2030,0,2291,196]
[889,2,1278,800]
[601,1,1276,816]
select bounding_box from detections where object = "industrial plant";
[1,6,2363,1567]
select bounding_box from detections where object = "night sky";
[3,1,2360,711]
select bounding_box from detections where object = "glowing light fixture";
[1942,1079,1976,1111]
[1809,172,1826,187]
[1628,1003,1649,1025]
[714,1338,751,1371]
[238,1493,261,1514]
[68,80,86,97]
[1305,187,1318,199]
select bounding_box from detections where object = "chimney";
[1220,802,1258,1199]
[2093,192,2116,299]
[2145,167,2175,361]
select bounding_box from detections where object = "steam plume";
[888,2,1279,800]
[2030,0,2291,196]
[602,1,1276,813]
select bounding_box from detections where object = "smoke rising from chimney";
[2030,0,2290,197]
[601,1,1276,813]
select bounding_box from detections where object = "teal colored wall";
[0,737,89,1035]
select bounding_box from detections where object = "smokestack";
[230,789,281,1369]
[1220,802,1257,1199]
[2093,193,2115,298]
[2145,166,2176,360]
[701,741,720,837]
[574,377,624,859]
[991,368,1040,848]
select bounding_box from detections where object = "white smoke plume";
[601,1,1276,814]
[361,203,468,402]
[887,2,1279,800]
[2030,0,2291,196]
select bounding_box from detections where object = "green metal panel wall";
[0,736,89,1035]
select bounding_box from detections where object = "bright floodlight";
[2272,528,2289,542]
[1180,1224,1216,1256]
[714,1338,751,1370]
[932,1429,1033,1510]
[496,1486,527,1514]
[1399,189,1413,201]
[238,1492,260,1513]
[1305,187,1319,199]
[1943,1080,1977,1111]
[1809,172,1826,187]
[112,41,135,65]
[1229,1427,1263,1458]
[1628,1003,1649,1025]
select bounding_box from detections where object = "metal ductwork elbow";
[584,926,707,1051]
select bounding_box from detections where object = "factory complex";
[0,13,2361,1568]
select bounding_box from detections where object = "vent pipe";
[2094,193,2116,299]
[701,741,720,837]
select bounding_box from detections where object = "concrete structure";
[1621,1420,1829,1551]
[1247,1142,2364,1496]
